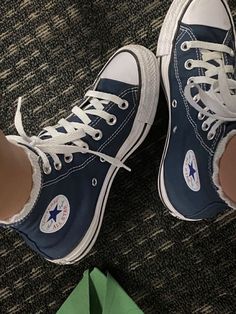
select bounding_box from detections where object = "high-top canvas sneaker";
[2,45,160,264]
[157,0,236,220]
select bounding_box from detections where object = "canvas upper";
[1,45,160,262]
[159,0,236,220]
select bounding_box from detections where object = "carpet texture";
[0,1,236,313]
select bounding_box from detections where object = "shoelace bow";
[183,40,236,140]
[13,90,131,174]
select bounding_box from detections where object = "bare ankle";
[0,135,33,220]
[219,135,236,204]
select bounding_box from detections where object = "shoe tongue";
[96,78,133,94]
[225,122,236,135]
[183,23,228,44]
[39,78,133,139]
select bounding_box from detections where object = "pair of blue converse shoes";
[2,0,236,263]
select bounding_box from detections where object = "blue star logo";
[188,162,196,180]
[47,205,62,222]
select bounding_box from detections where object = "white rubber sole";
[52,45,160,264]
[156,0,235,221]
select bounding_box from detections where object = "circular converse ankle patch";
[183,150,201,192]
[40,195,70,233]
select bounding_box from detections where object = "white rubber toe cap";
[182,0,231,30]
[101,52,139,85]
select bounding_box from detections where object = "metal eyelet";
[82,143,89,149]
[54,162,62,171]
[93,130,103,141]
[207,132,215,141]
[172,99,177,108]
[181,41,189,51]
[187,77,194,85]
[43,165,52,175]
[64,154,73,163]
[92,178,98,187]
[100,157,106,163]
[81,143,89,154]
[193,94,200,103]
[202,122,210,131]
[185,59,193,70]
[107,115,117,126]
[198,112,205,120]
[119,100,129,110]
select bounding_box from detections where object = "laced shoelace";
[182,40,236,140]
[12,90,131,174]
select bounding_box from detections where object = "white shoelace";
[183,40,236,140]
[12,90,131,174]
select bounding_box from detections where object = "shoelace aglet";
[18,96,22,106]
[123,164,131,172]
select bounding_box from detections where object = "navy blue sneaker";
[3,45,160,264]
[157,0,236,220]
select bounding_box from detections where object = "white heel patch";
[40,195,70,233]
[183,150,201,192]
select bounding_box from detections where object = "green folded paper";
[57,268,144,314]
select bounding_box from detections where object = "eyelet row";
[43,154,74,174]
[199,119,216,141]
[42,100,129,175]
[92,100,129,140]
[181,40,217,141]
[181,42,195,87]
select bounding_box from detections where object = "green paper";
[89,268,107,313]
[103,273,143,314]
[57,270,90,314]
[57,268,143,314]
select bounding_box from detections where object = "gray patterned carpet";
[0,1,236,313]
